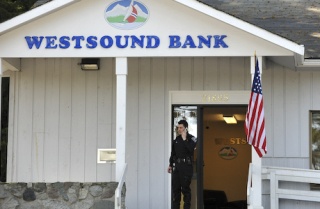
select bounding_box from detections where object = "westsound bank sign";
[24,35,229,50]
[24,0,229,50]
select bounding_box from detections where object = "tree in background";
[0,0,38,23]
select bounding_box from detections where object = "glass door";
[172,105,202,209]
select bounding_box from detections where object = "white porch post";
[115,57,127,182]
[249,56,264,209]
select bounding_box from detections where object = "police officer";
[167,120,197,209]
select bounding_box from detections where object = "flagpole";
[248,55,264,209]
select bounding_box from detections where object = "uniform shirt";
[169,133,197,167]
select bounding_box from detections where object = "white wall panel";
[9,58,117,183]
[149,58,166,209]
[271,64,286,157]
[285,69,300,157]
[32,58,45,182]
[180,58,193,90]
[84,67,98,182]
[230,58,246,90]
[96,58,114,182]
[137,58,152,209]
[219,57,231,90]
[193,58,204,90]
[204,57,218,90]
[17,59,34,182]
[44,59,60,182]
[70,59,86,182]
[166,58,180,91]
[299,72,312,158]
[58,58,72,181]
[263,61,273,157]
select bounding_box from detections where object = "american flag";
[245,58,267,157]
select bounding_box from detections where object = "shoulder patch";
[191,137,197,143]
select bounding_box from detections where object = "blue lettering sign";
[25,36,44,49]
[24,35,228,50]
[198,35,212,48]
[100,36,113,48]
[116,36,129,48]
[72,36,85,49]
[86,36,98,49]
[182,35,196,48]
[213,35,228,48]
[146,36,160,48]
[169,36,181,48]
[45,36,58,49]
[59,36,70,49]
[131,36,145,48]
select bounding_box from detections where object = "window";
[310,111,320,189]
[311,111,320,170]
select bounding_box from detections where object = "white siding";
[262,62,317,166]
[7,57,320,209]
[58,59,72,181]
[126,57,252,209]
[8,58,116,183]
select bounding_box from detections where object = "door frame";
[168,90,251,209]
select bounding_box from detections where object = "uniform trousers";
[172,162,193,209]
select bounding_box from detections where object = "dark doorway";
[171,105,200,209]
[202,106,250,209]
[171,105,250,209]
[1,77,10,182]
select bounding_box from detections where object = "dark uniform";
[170,132,197,209]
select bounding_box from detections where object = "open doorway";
[172,106,199,209]
[202,106,250,209]
[171,105,250,209]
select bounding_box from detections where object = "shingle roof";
[31,0,52,9]
[198,0,320,58]
[31,0,320,58]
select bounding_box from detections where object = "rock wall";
[0,182,125,209]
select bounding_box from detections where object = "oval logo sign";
[218,147,238,160]
[104,0,149,30]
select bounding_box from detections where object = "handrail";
[115,163,128,209]
[246,163,253,205]
[262,166,320,209]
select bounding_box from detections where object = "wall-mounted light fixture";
[97,148,116,163]
[80,58,100,71]
[223,115,237,124]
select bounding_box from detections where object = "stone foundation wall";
[0,182,125,209]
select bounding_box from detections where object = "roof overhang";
[174,0,304,56]
[0,0,309,64]
[0,0,80,36]
[174,0,320,70]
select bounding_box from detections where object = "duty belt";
[176,157,191,163]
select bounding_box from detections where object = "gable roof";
[0,0,305,61]
[28,0,319,59]
[174,0,304,56]
[198,0,320,59]
[0,0,79,35]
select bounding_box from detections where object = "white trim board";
[0,0,80,35]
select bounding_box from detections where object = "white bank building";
[1,0,320,209]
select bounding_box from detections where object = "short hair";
[178,120,188,128]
